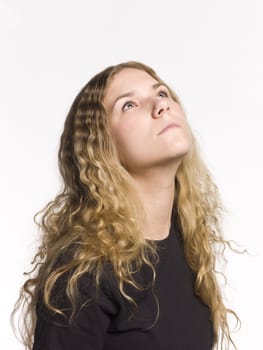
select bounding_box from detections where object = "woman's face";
[103,68,192,174]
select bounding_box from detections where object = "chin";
[169,138,192,157]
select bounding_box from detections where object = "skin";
[103,68,193,240]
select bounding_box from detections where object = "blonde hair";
[12,61,240,349]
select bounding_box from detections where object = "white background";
[1,0,262,349]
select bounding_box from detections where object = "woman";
[13,61,239,349]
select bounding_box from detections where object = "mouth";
[158,123,180,135]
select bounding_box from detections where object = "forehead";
[105,68,159,97]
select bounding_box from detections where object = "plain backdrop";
[1,0,262,349]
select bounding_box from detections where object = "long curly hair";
[12,61,240,349]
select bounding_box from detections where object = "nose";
[152,99,170,119]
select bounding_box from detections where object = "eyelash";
[122,90,169,111]
[158,90,169,98]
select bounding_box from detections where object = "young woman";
[14,61,239,349]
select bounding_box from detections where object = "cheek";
[110,119,147,166]
[111,118,140,147]
[114,124,137,150]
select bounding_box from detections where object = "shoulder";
[36,261,121,325]
[36,242,156,325]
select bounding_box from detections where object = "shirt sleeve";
[32,268,119,350]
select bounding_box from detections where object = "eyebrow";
[110,82,167,111]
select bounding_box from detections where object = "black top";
[33,211,214,349]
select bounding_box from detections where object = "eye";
[122,101,136,111]
[158,90,169,98]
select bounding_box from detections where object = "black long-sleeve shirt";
[33,211,214,349]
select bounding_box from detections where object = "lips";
[158,122,180,135]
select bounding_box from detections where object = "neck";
[130,166,177,240]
